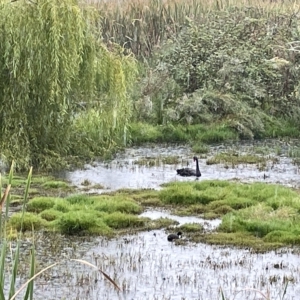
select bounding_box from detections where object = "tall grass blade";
[0,241,7,300]
[20,166,32,234]
[281,282,288,299]
[0,184,10,236]
[10,262,59,300]
[23,247,35,300]
[0,281,5,300]
[8,241,20,299]
[220,287,227,300]
[5,161,14,218]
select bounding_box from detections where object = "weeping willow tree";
[0,0,137,170]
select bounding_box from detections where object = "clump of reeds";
[84,0,297,57]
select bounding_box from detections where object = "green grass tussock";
[8,212,46,232]
[159,181,230,205]
[103,212,147,229]
[57,211,112,235]
[10,189,148,235]
[160,179,300,248]
[42,180,72,189]
[39,209,63,222]
[26,197,57,213]
[93,196,142,214]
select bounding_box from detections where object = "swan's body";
[177,156,201,177]
[167,231,182,242]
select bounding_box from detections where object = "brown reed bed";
[81,0,300,57]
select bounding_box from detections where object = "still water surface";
[15,140,300,299]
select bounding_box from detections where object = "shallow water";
[63,140,300,191]
[11,140,300,299]
[29,230,300,300]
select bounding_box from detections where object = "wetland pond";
[17,140,300,299]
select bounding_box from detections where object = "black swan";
[176,156,201,177]
[167,231,182,242]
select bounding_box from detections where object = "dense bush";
[133,8,300,138]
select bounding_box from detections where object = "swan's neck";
[195,158,201,176]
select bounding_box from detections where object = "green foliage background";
[0,0,136,170]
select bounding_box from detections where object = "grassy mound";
[159,180,300,250]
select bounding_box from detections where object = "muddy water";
[13,140,300,299]
[63,140,300,191]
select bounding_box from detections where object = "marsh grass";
[129,122,237,145]
[10,192,147,235]
[90,0,296,58]
[148,217,178,229]
[133,155,180,166]
[0,163,121,299]
[179,222,203,232]
[191,142,209,154]
[160,180,300,249]
[206,152,267,166]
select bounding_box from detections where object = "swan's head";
[177,231,182,237]
[193,156,198,161]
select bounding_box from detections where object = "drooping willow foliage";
[0,0,137,170]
